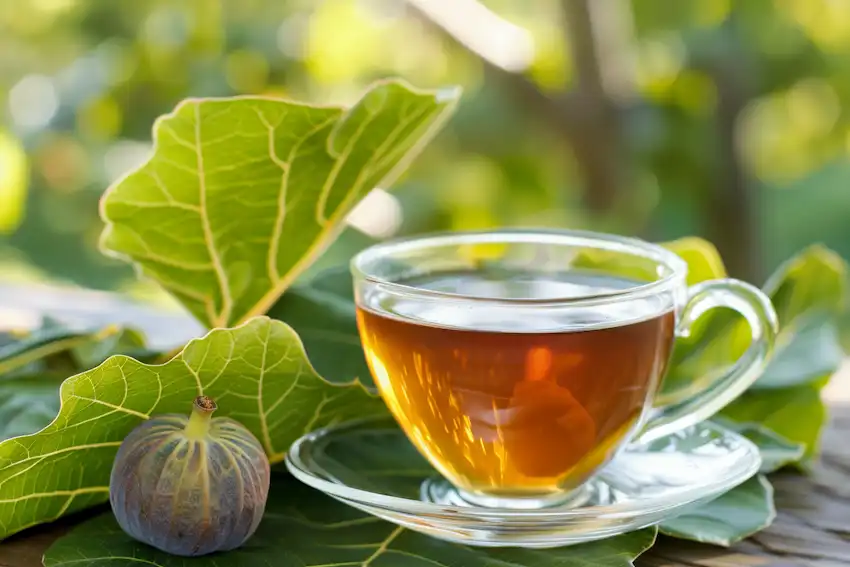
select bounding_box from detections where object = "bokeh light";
[0,0,847,351]
[8,75,58,131]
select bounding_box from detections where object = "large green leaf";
[0,320,151,379]
[0,321,156,442]
[44,475,658,567]
[662,236,727,285]
[99,80,460,329]
[0,373,64,441]
[656,237,738,404]
[659,475,774,546]
[755,245,847,389]
[646,240,834,547]
[0,318,162,440]
[269,265,373,387]
[719,383,827,462]
[660,245,847,405]
[298,226,378,283]
[0,317,384,540]
[0,323,85,377]
[754,320,843,390]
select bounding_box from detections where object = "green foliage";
[662,237,727,284]
[0,319,151,378]
[0,317,383,540]
[0,82,846,563]
[0,82,462,543]
[43,475,658,567]
[1,4,850,566]
[655,239,848,544]
[659,476,774,546]
[721,384,827,463]
[756,245,847,389]
[661,244,846,411]
[682,245,848,464]
[0,373,64,442]
[99,80,459,328]
[0,319,157,443]
[6,1,850,295]
[268,265,372,387]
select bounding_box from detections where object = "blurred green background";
[1,0,849,309]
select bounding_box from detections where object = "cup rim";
[349,228,688,307]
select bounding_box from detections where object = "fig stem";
[185,396,217,438]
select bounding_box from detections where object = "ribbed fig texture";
[109,397,270,557]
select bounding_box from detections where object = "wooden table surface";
[0,284,848,567]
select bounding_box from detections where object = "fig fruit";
[109,396,270,557]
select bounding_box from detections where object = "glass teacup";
[350,229,777,510]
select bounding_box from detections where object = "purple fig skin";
[109,396,270,557]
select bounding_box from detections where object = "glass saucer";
[285,416,760,548]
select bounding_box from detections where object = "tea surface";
[357,270,676,498]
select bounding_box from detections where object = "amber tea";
[357,269,677,499]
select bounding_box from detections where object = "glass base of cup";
[420,476,592,510]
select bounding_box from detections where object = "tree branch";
[558,0,633,213]
[404,0,637,215]
[707,62,760,282]
[690,19,760,281]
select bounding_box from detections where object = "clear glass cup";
[350,229,777,510]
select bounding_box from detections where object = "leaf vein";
[362,526,404,567]
[265,114,337,284]
[182,358,204,397]
[0,486,108,504]
[316,113,375,227]
[257,322,274,455]
[67,395,149,420]
[194,103,233,327]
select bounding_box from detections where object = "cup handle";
[637,279,779,444]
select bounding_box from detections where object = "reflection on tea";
[356,270,676,498]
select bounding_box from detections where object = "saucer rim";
[285,416,762,520]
